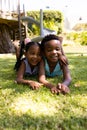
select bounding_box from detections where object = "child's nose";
[34,55,37,58]
[52,50,57,53]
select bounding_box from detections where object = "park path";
[63,44,87,53]
[62,40,87,53]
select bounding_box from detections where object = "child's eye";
[48,50,51,52]
[37,53,41,57]
[30,52,35,55]
[56,48,60,51]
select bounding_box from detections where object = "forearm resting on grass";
[62,75,72,86]
[61,64,72,86]
[39,76,59,94]
[16,78,42,90]
[57,76,72,94]
[57,64,72,94]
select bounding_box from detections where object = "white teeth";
[51,56,57,58]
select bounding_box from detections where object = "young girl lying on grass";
[38,34,72,95]
[15,41,42,90]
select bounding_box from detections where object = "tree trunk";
[0,24,15,53]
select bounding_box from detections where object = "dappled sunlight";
[10,93,87,118]
[68,95,87,117]
[11,96,58,116]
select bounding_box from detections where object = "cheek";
[44,50,49,56]
[26,53,32,59]
[57,50,62,55]
[39,56,42,61]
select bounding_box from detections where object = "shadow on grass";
[0,110,87,130]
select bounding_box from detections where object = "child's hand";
[50,86,60,94]
[59,55,68,65]
[57,83,70,94]
[28,81,43,90]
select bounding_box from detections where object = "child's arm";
[38,59,59,94]
[16,61,42,90]
[62,64,72,86]
[59,54,68,65]
[57,64,72,94]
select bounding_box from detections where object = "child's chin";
[51,59,58,62]
[32,63,38,66]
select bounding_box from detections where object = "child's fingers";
[51,87,60,94]
[51,89,58,94]
[57,83,62,89]
[39,83,43,86]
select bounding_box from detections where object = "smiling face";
[44,40,62,63]
[25,45,42,67]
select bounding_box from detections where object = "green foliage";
[27,11,40,36]
[27,11,40,21]
[64,31,87,45]
[0,50,87,130]
[65,32,80,42]
[79,31,87,45]
[43,11,63,23]
[27,10,63,36]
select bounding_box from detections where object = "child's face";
[44,40,62,63]
[26,45,42,66]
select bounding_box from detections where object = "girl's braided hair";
[14,40,25,71]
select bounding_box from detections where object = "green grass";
[0,53,87,130]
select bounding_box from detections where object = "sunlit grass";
[0,53,87,130]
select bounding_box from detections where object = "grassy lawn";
[0,51,87,130]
